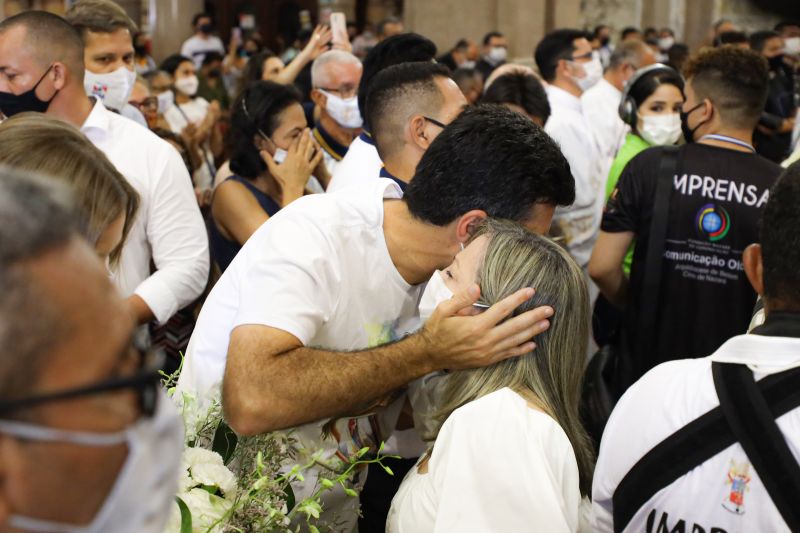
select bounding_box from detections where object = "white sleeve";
[232,212,337,345]
[180,39,192,59]
[133,144,209,323]
[430,402,580,532]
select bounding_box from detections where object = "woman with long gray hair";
[388,219,594,532]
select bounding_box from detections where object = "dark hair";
[483,31,504,46]
[454,38,470,51]
[202,51,224,67]
[628,68,684,108]
[65,0,138,38]
[452,67,481,92]
[683,46,769,129]
[749,30,780,52]
[160,54,193,76]
[761,163,800,309]
[534,29,587,82]
[358,33,437,127]
[593,25,609,38]
[718,31,749,47]
[667,43,690,70]
[482,72,551,123]
[240,49,278,90]
[228,81,301,179]
[366,62,451,160]
[192,13,211,27]
[644,27,657,37]
[621,27,641,40]
[0,11,84,75]
[406,105,575,225]
[775,20,800,33]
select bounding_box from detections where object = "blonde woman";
[388,220,594,532]
[0,113,139,268]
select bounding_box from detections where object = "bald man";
[309,50,364,178]
[0,11,209,328]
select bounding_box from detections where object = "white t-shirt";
[388,387,591,533]
[180,34,226,68]
[581,78,628,185]
[592,332,800,533]
[164,97,215,190]
[176,178,424,530]
[326,133,384,193]
[545,85,603,268]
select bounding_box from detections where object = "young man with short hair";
[181,12,225,69]
[593,163,800,532]
[589,46,783,386]
[475,31,508,80]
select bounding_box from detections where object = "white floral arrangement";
[161,368,396,533]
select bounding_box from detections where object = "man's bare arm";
[588,230,635,309]
[223,286,553,435]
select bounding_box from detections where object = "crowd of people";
[0,1,799,531]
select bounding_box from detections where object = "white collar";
[546,84,582,112]
[80,97,111,137]
[709,333,800,374]
[598,77,622,97]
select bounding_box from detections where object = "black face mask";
[768,54,785,71]
[134,44,147,56]
[680,101,707,143]
[600,36,610,47]
[199,24,214,35]
[0,65,56,118]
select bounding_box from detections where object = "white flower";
[190,462,238,499]
[184,446,224,470]
[180,488,233,533]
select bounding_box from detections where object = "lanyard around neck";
[699,134,756,153]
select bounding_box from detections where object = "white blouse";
[387,387,590,532]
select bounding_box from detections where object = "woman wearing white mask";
[388,219,594,533]
[209,81,328,272]
[607,64,684,274]
[161,54,223,199]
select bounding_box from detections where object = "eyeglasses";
[318,86,358,99]
[423,116,447,129]
[569,51,594,62]
[0,340,164,419]
[131,96,158,113]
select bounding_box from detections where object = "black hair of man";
[0,11,85,78]
[621,27,641,40]
[366,61,452,161]
[160,54,193,76]
[202,51,225,68]
[760,162,800,310]
[481,71,551,124]
[775,20,800,33]
[667,43,689,65]
[454,38,470,51]
[483,31,504,46]
[357,33,437,129]
[683,45,769,130]
[405,105,575,225]
[452,67,481,93]
[749,30,780,53]
[228,81,302,179]
[593,25,609,38]
[192,13,212,27]
[534,28,588,82]
[717,31,749,47]
[65,0,138,40]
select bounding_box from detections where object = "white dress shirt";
[326,133,383,193]
[545,85,603,267]
[81,99,209,324]
[581,77,629,186]
[593,332,800,533]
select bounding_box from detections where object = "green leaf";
[319,478,334,489]
[381,464,394,476]
[343,487,358,498]
[308,525,320,533]
[176,496,193,533]
[211,421,238,465]
[378,441,386,452]
[283,476,296,512]
[356,446,370,458]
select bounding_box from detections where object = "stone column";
[404,0,497,58]
[147,0,204,64]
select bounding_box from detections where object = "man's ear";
[743,243,765,296]
[50,62,68,92]
[310,88,326,109]
[455,209,488,244]
[409,114,433,151]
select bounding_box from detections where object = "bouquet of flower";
[162,368,397,533]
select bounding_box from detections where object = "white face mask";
[785,37,800,56]
[2,390,183,533]
[174,74,199,97]
[156,90,174,114]
[418,270,453,323]
[487,46,507,64]
[84,66,136,112]
[272,147,288,164]
[640,113,682,146]
[460,60,476,69]
[319,90,363,129]
[572,54,603,92]
[658,36,675,51]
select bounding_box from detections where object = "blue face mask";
[0,65,56,118]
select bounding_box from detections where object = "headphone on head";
[618,63,681,127]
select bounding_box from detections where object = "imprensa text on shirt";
[673,173,770,208]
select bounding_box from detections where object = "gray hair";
[0,169,79,406]
[609,39,650,70]
[427,219,595,496]
[311,50,362,88]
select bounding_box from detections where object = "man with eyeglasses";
[535,29,604,269]
[0,170,182,532]
[309,50,363,180]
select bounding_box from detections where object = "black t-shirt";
[602,143,781,377]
